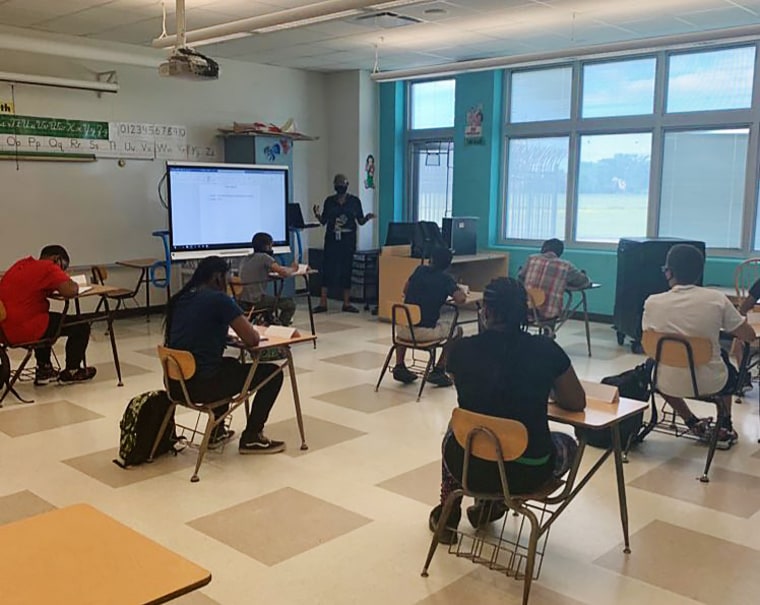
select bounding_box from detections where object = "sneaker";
[208,429,236,450]
[428,504,460,545]
[466,500,507,529]
[58,367,97,383]
[392,364,417,384]
[34,365,58,386]
[239,433,286,454]
[342,305,360,313]
[427,368,453,388]
[686,417,711,440]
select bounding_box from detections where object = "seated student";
[518,238,590,320]
[0,244,96,384]
[239,232,298,326]
[738,278,760,314]
[165,256,286,453]
[430,278,586,543]
[393,247,466,388]
[642,244,755,447]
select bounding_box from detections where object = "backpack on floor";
[113,390,181,468]
[576,360,652,449]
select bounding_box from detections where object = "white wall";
[0,46,329,301]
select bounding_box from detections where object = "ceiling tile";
[33,7,151,37]
[0,6,50,27]
[87,16,165,44]
[2,0,112,16]
[677,5,760,27]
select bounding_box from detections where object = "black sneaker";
[34,365,58,386]
[313,305,328,314]
[429,504,460,545]
[427,369,453,387]
[466,500,507,529]
[342,305,360,313]
[58,367,97,383]
[392,365,417,384]
[208,428,236,450]
[239,433,286,454]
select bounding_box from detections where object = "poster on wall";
[0,99,14,114]
[254,135,294,202]
[465,104,484,145]
[364,153,375,189]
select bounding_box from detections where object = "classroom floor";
[2,307,760,605]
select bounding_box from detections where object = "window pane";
[582,58,656,117]
[510,67,572,123]
[575,133,651,243]
[505,137,568,240]
[667,46,755,113]
[410,80,456,129]
[413,141,454,223]
[659,129,748,248]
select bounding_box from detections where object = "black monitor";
[384,222,415,246]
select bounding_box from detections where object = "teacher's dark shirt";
[321,194,364,235]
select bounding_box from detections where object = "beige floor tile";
[630,457,760,518]
[416,567,586,605]
[135,347,158,357]
[62,447,196,488]
[314,383,415,413]
[0,491,56,525]
[561,341,625,360]
[321,351,389,370]
[368,337,393,346]
[172,592,221,605]
[187,487,372,566]
[0,400,103,437]
[376,461,441,506]
[751,448,760,459]
[311,320,358,334]
[89,360,153,384]
[595,519,760,605]
[264,415,366,457]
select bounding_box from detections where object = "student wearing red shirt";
[0,245,96,384]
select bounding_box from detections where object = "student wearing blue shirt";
[165,256,285,454]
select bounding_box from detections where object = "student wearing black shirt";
[313,174,375,313]
[430,277,586,544]
[165,256,286,454]
[393,247,466,387]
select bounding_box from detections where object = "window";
[505,137,569,240]
[575,133,652,243]
[659,129,749,248]
[410,141,454,223]
[667,46,755,113]
[410,79,456,129]
[582,58,656,118]
[510,67,572,123]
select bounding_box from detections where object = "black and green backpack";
[113,390,181,468]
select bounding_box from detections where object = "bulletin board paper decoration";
[0,99,15,114]
[464,104,484,145]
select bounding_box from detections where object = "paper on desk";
[227,326,268,342]
[580,380,619,404]
[294,264,309,275]
[71,274,88,286]
[264,325,296,339]
[78,285,93,294]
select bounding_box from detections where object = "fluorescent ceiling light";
[0,71,119,93]
[255,9,363,33]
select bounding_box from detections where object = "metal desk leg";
[143,268,150,321]
[582,291,592,357]
[286,348,308,450]
[304,275,316,349]
[102,298,123,387]
[611,424,631,554]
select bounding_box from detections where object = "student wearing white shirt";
[642,244,755,447]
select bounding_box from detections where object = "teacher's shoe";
[239,433,286,454]
[313,305,328,313]
[342,305,359,313]
[58,367,97,383]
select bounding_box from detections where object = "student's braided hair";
[164,256,229,344]
[483,277,529,336]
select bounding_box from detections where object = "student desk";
[0,503,211,605]
[557,282,602,357]
[269,268,318,348]
[116,257,160,319]
[547,396,649,553]
[451,290,483,329]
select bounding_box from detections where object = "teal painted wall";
[378,73,743,318]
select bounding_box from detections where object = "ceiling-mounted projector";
[159,47,219,80]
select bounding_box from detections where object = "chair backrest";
[450,407,528,462]
[228,276,243,301]
[525,287,546,309]
[734,257,760,299]
[641,331,712,368]
[91,265,108,285]
[156,345,196,382]
[391,302,421,327]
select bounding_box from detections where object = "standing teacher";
[313,173,375,313]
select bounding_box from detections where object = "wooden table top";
[0,503,211,605]
[548,396,649,429]
[116,258,160,268]
[228,330,317,351]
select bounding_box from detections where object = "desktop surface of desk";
[0,503,211,605]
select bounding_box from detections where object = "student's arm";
[566,265,591,289]
[451,288,466,305]
[56,279,79,298]
[44,264,78,298]
[552,366,587,411]
[730,321,756,344]
[271,260,295,278]
[229,315,260,348]
[723,296,755,343]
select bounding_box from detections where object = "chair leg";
[0,350,35,405]
[421,489,463,577]
[416,351,435,402]
[148,403,177,462]
[191,409,216,483]
[700,401,724,483]
[375,346,395,392]
[520,508,541,605]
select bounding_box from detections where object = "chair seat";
[513,477,565,502]
[106,289,136,299]
[396,337,444,348]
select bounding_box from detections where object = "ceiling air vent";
[353,11,422,29]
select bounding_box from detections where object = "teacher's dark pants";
[323,232,356,290]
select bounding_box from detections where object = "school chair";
[734,257,760,303]
[374,302,458,402]
[152,346,258,482]
[525,287,558,338]
[640,330,732,482]
[422,408,581,605]
[90,265,141,313]
[0,299,68,405]
[228,276,274,326]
